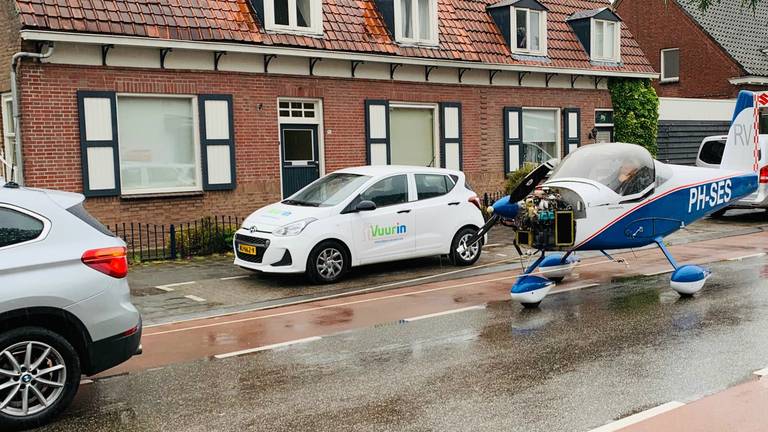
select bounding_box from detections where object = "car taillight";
[760,166,768,184]
[82,247,128,279]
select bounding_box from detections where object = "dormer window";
[395,0,438,46]
[513,8,547,55]
[591,19,620,62]
[264,0,323,35]
[487,0,548,58]
[567,8,622,64]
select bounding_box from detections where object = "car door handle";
[448,202,460,206]
[397,210,411,214]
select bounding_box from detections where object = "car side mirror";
[355,200,377,212]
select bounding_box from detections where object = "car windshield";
[284,173,371,207]
[549,143,655,196]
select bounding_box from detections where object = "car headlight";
[272,218,317,237]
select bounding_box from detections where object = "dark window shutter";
[365,100,391,165]
[77,91,120,197]
[372,0,395,37]
[562,108,581,156]
[199,95,236,191]
[503,107,523,173]
[249,0,265,25]
[439,102,462,170]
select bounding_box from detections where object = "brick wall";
[617,0,743,99]
[0,1,20,93]
[18,62,611,226]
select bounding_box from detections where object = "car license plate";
[238,244,258,255]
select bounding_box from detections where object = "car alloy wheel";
[457,233,480,261]
[0,341,67,417]
[316,247,344,281]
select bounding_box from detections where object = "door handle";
[397,210,411,214]
[448,202,460,206]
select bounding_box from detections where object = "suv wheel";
[306,241,349,284]
[450,227,483,266]
[0,327,81,431]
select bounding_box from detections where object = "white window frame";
[1,94,14,178]
[660,48,680,83]
[591,19,621,63]
[394,0,439,47]
[511,8,547,56]
[522,107,561,159]
[264,0,323,36]
[595,109,614,127]
[389,102,440,167]
[115,94,203,196]
[276,98,325,195]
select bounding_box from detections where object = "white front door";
[411,173,456,255]
[351,174,416,264]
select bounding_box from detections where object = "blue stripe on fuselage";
[580,173,757,250]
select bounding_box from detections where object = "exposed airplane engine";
[508,187,577,251]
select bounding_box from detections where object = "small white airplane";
[464,90,765,308]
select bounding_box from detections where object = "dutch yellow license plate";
[238,244,257,255]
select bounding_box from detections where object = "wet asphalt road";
[40,257,768,432]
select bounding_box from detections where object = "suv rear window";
[0,207,44,248]
[67,204,115,237]
[699,139,726,165]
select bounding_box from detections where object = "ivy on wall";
[607,78,660,157]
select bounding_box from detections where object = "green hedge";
[607,78,660,157]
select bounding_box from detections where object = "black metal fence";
[482,191,506,208]
[111,215,242,263]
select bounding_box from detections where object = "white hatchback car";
[0,181,141,430]
[234,166,486,283]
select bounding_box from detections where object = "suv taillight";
[82,247,128,279]
[760,166,768,184]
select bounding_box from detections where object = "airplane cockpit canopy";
[549,143,656,196]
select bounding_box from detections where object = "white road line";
[587,401,685,432]
[214,337,322,359]
[484,243,503,248]
[643,269,673,277]
[185,295,207,303]
[553,283,599,294]
[156,281,196,291]
[495,253,508,257]
[220,275,250,281]
[753,366,768,378]
[728,252,767,261]
[80,379,94,385]
[401,305,486,323]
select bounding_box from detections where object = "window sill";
[264,26,324,39]
[660,78,680,84]
[395,39,440,49]
[120,190,205,200]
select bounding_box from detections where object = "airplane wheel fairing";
[670,265,711,296]
[539,254,577,282]
[511,275,554,306]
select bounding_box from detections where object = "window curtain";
[418,0,430,40]
[523,110,557,161]
[401,0,413,38]
[390,107,435,166]
[296,0,312,27]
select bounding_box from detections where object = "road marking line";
[214,337,322,359]
[495,253,508,257]
[185,295,206,303]
[753,366,768,378]
[643,269,673,277]
[220,275,250,281]
[587,401,685,432]
[80,379,93,385]
[145,258,624,336]
[484,243,503,248]
[401,305,486,323]
[728,252,767,261]
[156,281,196,291]
[553,283,599,294]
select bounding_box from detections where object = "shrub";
[505,162,538,195]
[607,78,660,156]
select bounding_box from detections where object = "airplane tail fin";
[720,90,765,173]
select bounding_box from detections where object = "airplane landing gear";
[654,237,710,297]
[538,253,578,283]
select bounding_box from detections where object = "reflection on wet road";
[41,258,768,432]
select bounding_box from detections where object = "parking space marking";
[587,401,685,432]
[401,305,486,323]
[214,337,322,359]
[727,252,767,261]
[220,275,250,281]
[184,295,207,303]
[484,243,503,248]
[156,281,196,292]
[495,253,508,257]
[552,283,599,294]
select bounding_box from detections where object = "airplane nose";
[491,196,520,219]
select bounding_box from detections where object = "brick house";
[616,0,768,165]
[0,0,654,226]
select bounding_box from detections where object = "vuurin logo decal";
[688,179,732,213]
[368,223,408,243]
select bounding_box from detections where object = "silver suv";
[0,181,141,430]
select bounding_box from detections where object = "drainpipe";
[10,43,54,185]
